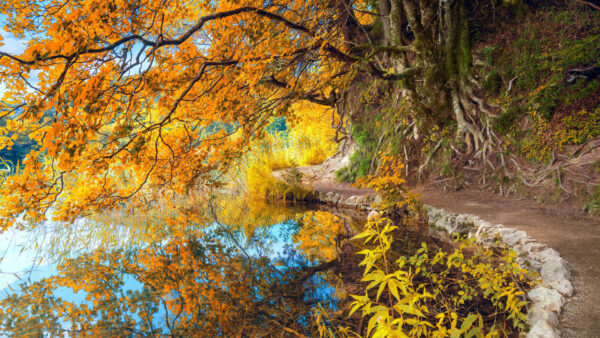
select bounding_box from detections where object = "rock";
[534,248,565,264]
[499,228,529,247]
[529,248,569,272]
[541,261,573,296]
[474,225,501,245]
[527,320,560,338]
[523,241,547,253]
[367,210,380,220]
[449,215,474,235]
[323,192,335,203]
[528,304,560,327]
[528,287,565,313]
[511,236,538,256]
[344,195,358,206]
[371,195,382,205]
[473,221,494,236]
[422,204,572,337]
[475,234,497,246]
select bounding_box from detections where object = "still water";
[0,194,365,336]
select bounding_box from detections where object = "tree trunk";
[377,0,494,155]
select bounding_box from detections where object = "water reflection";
[0,194,357,336]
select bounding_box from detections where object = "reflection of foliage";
[208,193,299,239]
[295,210,346,263]
[0,230,339,336]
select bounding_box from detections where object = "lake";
[0,194,367,336]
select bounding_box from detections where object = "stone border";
[424,205,573,338]
[316,191,379,209]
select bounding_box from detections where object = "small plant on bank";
[583,184,600,214]
[356,155,420,213]
[343,218,531,337]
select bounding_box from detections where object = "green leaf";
[460,314,479,333]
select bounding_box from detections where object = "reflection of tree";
[0,227,340,336]
[294,211,347,263]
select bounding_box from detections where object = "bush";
[343,218,531,337]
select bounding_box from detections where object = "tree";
[0,0,360,225]
[0,0,504,225]
[375,0,499,153]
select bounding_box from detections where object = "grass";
[583,184,600,214]
[242,102,338,200]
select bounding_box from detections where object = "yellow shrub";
[342,218,531,337]
[523,106,600,162]
[287,101,338,166]
[314,155,532,337]
[243,101,338,199]
[246,159,282,199]
[298,146,331,166]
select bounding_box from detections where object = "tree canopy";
[2,0,578,225]
[0,0,376,225]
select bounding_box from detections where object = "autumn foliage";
[0,0,357,226]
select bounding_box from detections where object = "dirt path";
[415,188,600,338]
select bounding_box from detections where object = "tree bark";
[377,0,494,155]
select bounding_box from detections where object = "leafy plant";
[356,155,419,212]
[522,106,600,162]
[339,218,531,337]
[318,157,533,337]
[583,184,600,214]
[483,70,502,95]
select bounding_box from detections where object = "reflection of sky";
[0,217,300,292]
[0,28,27,54]
[0,216,130,292]
[0,209,341,330]
[0,221,53,291]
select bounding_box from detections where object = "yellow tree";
[0,0,380,226]
[0,0,506,225]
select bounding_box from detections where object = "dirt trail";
[416,188,600,337]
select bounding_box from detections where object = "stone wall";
[316,191,380,210]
